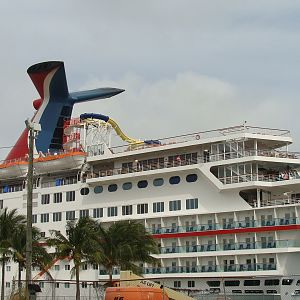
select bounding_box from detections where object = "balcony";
[150,217,299,236]
[142,263,277,275]
[158,240,300,255]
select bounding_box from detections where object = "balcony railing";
[89,158,200,179]
[105,125,290,155]
[150,217,298,235]
[142,263,277,275]
[219,172,300,185]
[159,240,300,255]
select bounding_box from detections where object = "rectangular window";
[32,214,37,224]
[54,265,60,271]
[64,283,70,288]
[153,202,164,213]
[65,265,70,271]
[53,212,62,222]
[6,266,11,272]
[41,194,50,205]
[39,282,44,288]
[55,282,60,288]
[137,203,148,214]
[122,205,133,216]
[41,213,49,223]
[169,200,181,211]
[54,192,62,203]
[66,191,75,202]
[107,207,118,217]
[80,209,89,218]
[93,208,103,219]
[0,200,3,209]
[82,282,87,288]
[186,198,198,210]
[66,211,75,220]
[174,281,181,288]
[188,281,195,288]
[5,282,10,288]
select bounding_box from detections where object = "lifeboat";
[0,158,28,179]
[0,150,86,179]
[34,150,86,174]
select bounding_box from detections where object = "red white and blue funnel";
[6,61,124,160]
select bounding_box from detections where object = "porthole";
[94,186,103,194]
[153,178,164,187]
[122,182,132,190]
[186,174,198,183]
[80,188,90,196]
[169,176,180,185]
[108,184,118,192]
[138,180,148,189]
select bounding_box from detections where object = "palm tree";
[11,225,52,296]
[95,220,159,286]
[47,217,99,300]
[0,208,26,300]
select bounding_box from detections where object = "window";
[32,214,37,224]
[169,176,180,185]
[40,232,45,238]
[66,211,75,220]
[55,282,60,288]
[153,202,164,213]
[265,279,279,286]
[80,188,89,196]
[282,279,293,285]
[54,265,60,271]
[81,282,87,288]
[65,265,70,271]
[188,281,195,288]
[39,282,44,288]
[232,290,242,294]
[92,264,99,270]
[245,290,263,294]
[80,209,89,218]
[64,283,70,288]
[6,266,11,272]
[0,200,3,209]
[66,191,75,202]
[54,192,62,203]
[6,282,10,288]
[107,206,118,217]
[53,212,62,222]
[138,180,148,189]
[174,281,181,288]
[122,205,133,216]
[82,264,88,270]
[153,178,164,187]
[108,184,118,192]
[93,208,103,218]
[41,194,50,205]
[41,213,49,223]
[186,198,198,209]
[137,203,148,214]
[94,186,103,194]
[169,200,181,211]
[225,281,240,287]
[207,281,221,287]
[122,182,132,190]
[244,280,260,286]
[186,174,198,183]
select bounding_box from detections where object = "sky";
[0,0,300,158]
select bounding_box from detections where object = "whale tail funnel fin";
[27,61,69,99]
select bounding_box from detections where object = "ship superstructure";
[1,62,300,300]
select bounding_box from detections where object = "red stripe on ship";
[152,224,300,239]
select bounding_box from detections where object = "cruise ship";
[1,61,300,300]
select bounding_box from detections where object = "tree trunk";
[75,264,80,300]
[18,262,22,297]
[1,256,6,300]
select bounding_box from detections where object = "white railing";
[89,158,200,179]
[219,172,300,185]
[106,125,290,155]
[260,197,300,207]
